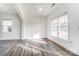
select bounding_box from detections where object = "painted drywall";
[0,13,21,40]
[15,4,47,40]
[47,3,79,55]
[22,15,47,40]
[68,3,79,55]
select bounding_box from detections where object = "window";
[51,19,57,37]
[2,20,12,32]
[50,14,68,40]
[58,15,68,40]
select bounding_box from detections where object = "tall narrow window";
[50,14,68,40]
[58,15,68,40]
[51,19,57,38]
[2,20,12,32]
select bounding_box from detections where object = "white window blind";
[50,14,68,40]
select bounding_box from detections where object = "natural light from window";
[2,20,12,32]
[32,33,46,44]
[50,14,68,40]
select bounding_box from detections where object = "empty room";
[0,3,79,56]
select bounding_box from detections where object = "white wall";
[47,3,79,55]
[22,15,47,40]
[15,4,47,40]
[68,3,79,55]
[0,13,21,40]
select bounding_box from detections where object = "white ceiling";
[23,3,54,16]
[0,3,16,14]
[15,3,60,16]
[0,3,61,16]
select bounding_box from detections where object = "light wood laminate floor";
[0,39,77,56]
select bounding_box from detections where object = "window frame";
[50,12,68,40]
[2,20,12,33]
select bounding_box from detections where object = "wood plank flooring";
[0,39,77,56]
